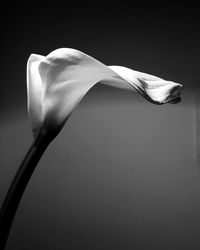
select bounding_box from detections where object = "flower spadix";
[27,48,182,139]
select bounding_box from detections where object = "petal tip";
[168,83,183,104]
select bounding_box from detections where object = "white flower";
[27,48,182,138]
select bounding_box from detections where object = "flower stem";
[0,131,53,250]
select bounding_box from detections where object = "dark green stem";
[0,130,54,250]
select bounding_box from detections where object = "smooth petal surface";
[27,54,45,137]
[27,48,182,136]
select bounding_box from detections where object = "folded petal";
[37,48,182,131]
[27,54,45,137]
[108,66,182,104]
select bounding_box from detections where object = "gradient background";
[1,2,200,250]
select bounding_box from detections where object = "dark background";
[1,2,200,250]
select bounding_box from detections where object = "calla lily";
[27,48,182,138]
[0,48,182,250]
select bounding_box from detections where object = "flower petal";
[39,48,111,130]
[108,66,182,104]
[37,48,182,130]
[27,54,45,137]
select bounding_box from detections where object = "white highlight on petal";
[27,54,45,137]
[27,48,182,137]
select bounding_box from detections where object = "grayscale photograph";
[0,2,200,250]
